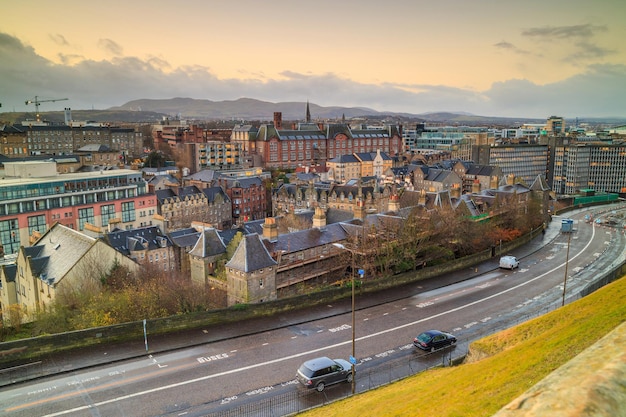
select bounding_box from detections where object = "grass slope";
[298,276,626,417]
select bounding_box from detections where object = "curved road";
[2,205,625,417]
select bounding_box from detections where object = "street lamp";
[562,229,572,307]
[332,242,360,394]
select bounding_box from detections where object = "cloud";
[97,38,124,56]
[0,32,624,119]
[522,24,607,40]
[49,33,69,47]
[494,41,530,55]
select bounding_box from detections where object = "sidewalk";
[0,223,562,387]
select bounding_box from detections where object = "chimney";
[490,175,499,190]
[262,216,278,242]
[507,173,515,186]
[312,207,327,229]
[418,189,427,206]
[472,179,481,194]
[451,184,461,199]
[273,112,282,130]
[388,194,400,212]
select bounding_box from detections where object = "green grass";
[298,275,626,417]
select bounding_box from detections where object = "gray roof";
[226,233,277,272]
[189,228,227,257]
[186,169,219,182]
[105,226,172,255]
[262,222,350,255]
[202,186,230,203]
[29,224,98,285]
[168,227,202,248]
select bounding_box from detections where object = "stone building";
[225,233,277,305]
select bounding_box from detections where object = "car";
[413,330,457,352]
[296,356,353,392]
[499,255,520,270]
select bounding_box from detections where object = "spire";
[306,100,311,123]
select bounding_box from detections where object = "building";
[551,141,626,195]
[220,176,267,226]
[0,223,138,323]
[472,144,549,186]
[225,233,278,305]
[105,226,176,273]
[238,110,402,170]
[1,123,143,158]
[545,116,565,135]
[184,141,244,173]
[453,161,503,194]
[0,161,156,255]
[155,186,211,231]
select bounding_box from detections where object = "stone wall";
[491,322,626,417]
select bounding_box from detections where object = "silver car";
[296,356,353,392]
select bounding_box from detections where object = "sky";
[1,0,625,119]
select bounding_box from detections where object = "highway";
[1,206,625,417]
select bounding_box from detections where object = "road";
[1,206,625,417]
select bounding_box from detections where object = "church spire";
[306,100,311,123]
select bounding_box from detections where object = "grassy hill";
[298,275,626,417]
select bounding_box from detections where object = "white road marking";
[34,226,596,417]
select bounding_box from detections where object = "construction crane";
[25,96,69,121]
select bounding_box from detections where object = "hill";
[3,98,624,126]
[297,275,626,417]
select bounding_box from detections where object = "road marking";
[12,226,597,417]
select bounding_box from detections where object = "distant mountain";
[3,97,623,126]
[111,98,573,125]
[110,97,384,121]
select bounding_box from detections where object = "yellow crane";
[25,96,69,121]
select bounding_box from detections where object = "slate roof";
[28,224,98,285]
[225,233,277,272]
[168,227,202,248]
[188,228,227,258]
[262,222,350,255]
[155,185,203,203]
[147,174,179,187]
[466,164,498,176]
[202,186,230,203]
[222,177,263,188]
[186,169,219,182]
[1,264,16,283]
[328,154,360,163]
[105,226,172,256]
[76,144,111,152]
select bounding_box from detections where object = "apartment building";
[0,161,156,255]
[221,177,267,226]
[472,144,550,186]
[551,141,626,195]
[0,123,142,157]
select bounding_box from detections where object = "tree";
[144,150,166,168]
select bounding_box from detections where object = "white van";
[499,255,519,270]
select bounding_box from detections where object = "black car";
[413,330,457,352]
[296,356,353,392]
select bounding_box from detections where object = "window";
[78,208,95,230]
[122,201,135,222]
[101,204,116,226]
[27,215,47,237]
[0,218,20,254]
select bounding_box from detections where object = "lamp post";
[332,242,358,394]
[561,230,572,307]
